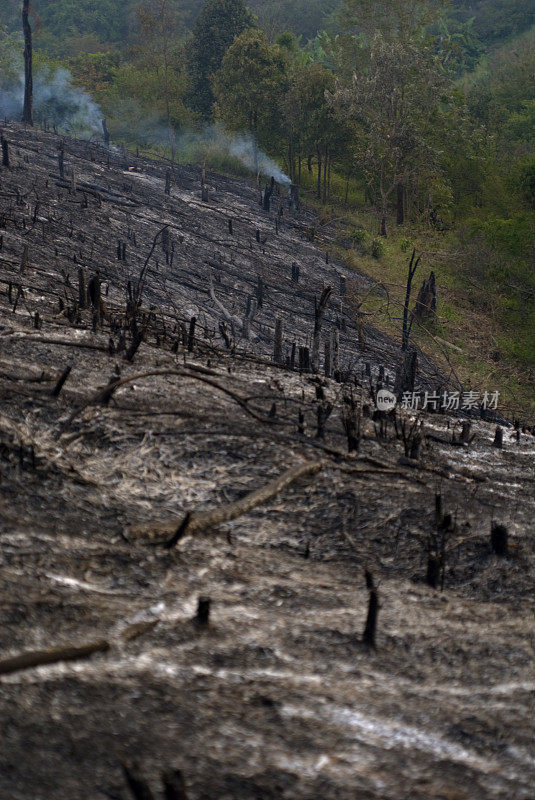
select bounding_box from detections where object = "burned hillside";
[0,124,534,800]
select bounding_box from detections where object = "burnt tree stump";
[491,522,508,556]
[274,318,283,365]
[187,317,196,352]
[122,763,155,800]
[394,350,418,398]
[1,136,9,168]
[162,770,189,800]
[195,597,211,626]
[312,286,332,373]
[78,267,86,308]
[413,271,437,322]
[363,571,378,648]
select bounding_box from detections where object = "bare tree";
[22,0,33,126]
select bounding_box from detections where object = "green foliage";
[371,238,385,259]
[333,26,450,230]
[248,0,340,41]
[0,28,22,85]
[511,156,535,209]
[35,0,132,44]
[340,0,446,41]
[186,0,255,119]
[451,0,534,47]
[352,227,368,245]
[471,214,533,259]
[213,29,287,148]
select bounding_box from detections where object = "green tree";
[186,0,255,120]
[341,0,444,41]
[333,31,449,233]
[135,0,186,157]
[283,62,350,200]
[213,28,287,172]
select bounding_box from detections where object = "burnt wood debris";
[0,122,457,396]
[1,122,534,800]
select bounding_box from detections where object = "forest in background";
[0,0,534,411]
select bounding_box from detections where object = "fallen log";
[2,331,109,352]
[124,460,322,547]
[164,460,322,548]
[0,639,109,677]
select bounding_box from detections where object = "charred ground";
[0,124,534,800]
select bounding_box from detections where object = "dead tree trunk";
[316,147,322,200]
[324,338,332,378]
[312,286,332,373]
[58,143,64,178]
[402,249,420,351]
[274,318,283,364]
[162,770,189,800]
[413,271,437,322]
[362,570,378,648]
[22,0,33,126]
[394,350,418,398]
[263,177,275,212]
[1,136,9,168]
[102,118,110,148]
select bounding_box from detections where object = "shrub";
[371,238,385,259]
[352,227,368,246]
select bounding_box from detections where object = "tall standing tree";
[22,0,33,125]
[333,34,448,234]
[186,0,255,120]
[334,0,450,233]
[136,0,185,158]
[283,63,350,201]
[213,29,287,173]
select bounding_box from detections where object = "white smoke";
[227,131,291,185]
[0,44,289,182]
[176,124,291,185]
[0,58,103,137]
[33,67,103,135]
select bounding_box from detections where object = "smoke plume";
[0,45,290,183]
[0,53,103,136]
[175,124,291,185]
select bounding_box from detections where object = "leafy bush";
[352,227,368,246]
[371,238,385,259]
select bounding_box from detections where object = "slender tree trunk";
[252,110,259,177]
[402,249,420,351]
[396,182,404,225]
[380,193,387,236]
[22,0,33,126]
[316,147,322,201]
[288,138,294,183]
[322,147,328,204]
[380,215,387,237]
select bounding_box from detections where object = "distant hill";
[451,0,534,46]
[0,0,532,50]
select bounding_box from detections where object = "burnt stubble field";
[0,124,534,799]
